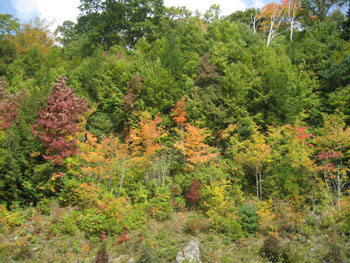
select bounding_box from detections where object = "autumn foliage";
[10,18,54,55]
[79,132,129,191]
[186,178,201,205]
[0,78,26,129]
[129,114,165,160]
[171,98,188,127]
[174,123,218,171]
[32,75,88,164]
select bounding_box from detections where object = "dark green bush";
[240,203,258,234]
[80,209,108,240]
[260,235,291,263]
[37,199,51,215]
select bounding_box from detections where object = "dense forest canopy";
[1,0,350,261]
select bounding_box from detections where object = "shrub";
[148,188,173,221]
[12,236,32,261]
[186,178,201,206]
[257,199,277,235]
[95,243,109,263]
[122,203,147,230]
[117,231,129,244]
[260,235,291,263]
[172,196,186,211]
[214,216,244,241]
[137,244,159,263]
[37,198,51,215]
[0,204,24,228]
[185,213,210,234]
[335,197,350,236]
[48,210,79,236]
[57,177,81,206]
[240,203,259,234]
[80,209,108,240]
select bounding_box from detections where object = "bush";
[335,197,350,236]
[48,210,79,236]
[0,204,24,228]
[260,235,291,263]
[215,216,244,241]
[240,203,259,234]
[80,209,108,240]
[185,213,210,234]
[37,198,51,215]
[137,244,160,263]
[57,178,81,206]
[148,188,173,221]
[122,203,147,231]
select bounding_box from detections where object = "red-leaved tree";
[32,75,88,165]
[186,178,201,205]
[0,78,27,129]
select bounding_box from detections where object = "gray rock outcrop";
[176,239,202,263]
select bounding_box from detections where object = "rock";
[176,239,202,263]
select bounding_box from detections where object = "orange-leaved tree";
[174,123,219,172]
[129,113,167,183]
[79,132,129,193]
[258,1,287,46]
[171,97,188,128]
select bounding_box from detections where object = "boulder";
[176,239,202,263]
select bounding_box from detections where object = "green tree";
[76,0,165,49]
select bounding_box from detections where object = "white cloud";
[163,0,247,16]
[11,0,37,20]
[11,0,80,31]
[252,0,265,9]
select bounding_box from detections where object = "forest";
[0,0,350,262]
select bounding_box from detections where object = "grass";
[0,201,350,262]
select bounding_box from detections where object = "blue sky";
[0,0,265,32]
[0,1,17,16]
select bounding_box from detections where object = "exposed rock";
[176,239,201,263]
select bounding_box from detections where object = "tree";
[76,0,165,49]
[0,14,19,75]
[32,75,88,165]
[55,20,77,47]
[0,14,19,35]
[283,0,301,42]
[343,2,350,40]
[259,1,287,46]
[267,124,316,204]
[301,0,345,22]
[174,123,218,171]
[233,129,271,199]
[10,18,54,55]
[171,97,188,128]
[79,132,129,193]
[129,113,166,183]
[227,8,262,34]
[0,78,26,129]
[314,115,350,209]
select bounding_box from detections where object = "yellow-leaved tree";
[79,132,129,193]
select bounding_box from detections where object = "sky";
[0,0,265,32]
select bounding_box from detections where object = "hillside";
[1,0,350,262]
